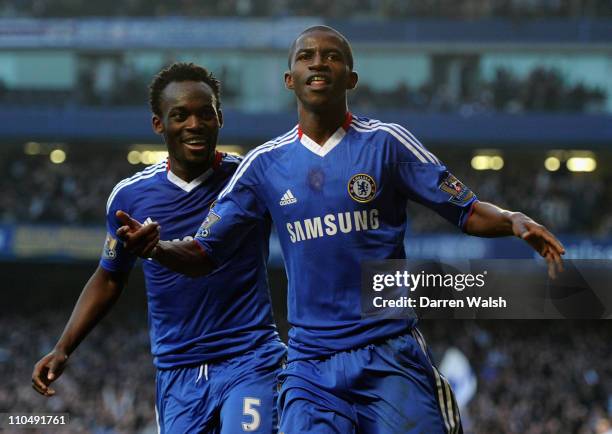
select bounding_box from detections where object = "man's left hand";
[511,213,565,279]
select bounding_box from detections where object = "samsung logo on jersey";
[286,209,379,243]
[171,236,194,242]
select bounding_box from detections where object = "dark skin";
[285,28,565,277]
[116,211,212,277]
[464,202,565,278]
[285,29,358,145]
[31,267,127,396]
[32,80,222,396]
[153,80,223,182]
[117,27,565,279]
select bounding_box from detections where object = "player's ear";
[347,70,358,90]
[217,108,223,128]
[284,71,294,90]
[152,114,164,135]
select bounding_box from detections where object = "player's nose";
[308,52,327,70]
[185,114,206,131]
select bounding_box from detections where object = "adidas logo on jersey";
[143,217,154,225]
[279,190,297,206]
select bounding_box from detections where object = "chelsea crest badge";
[348,173,376,203]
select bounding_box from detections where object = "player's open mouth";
[306,74,331,89]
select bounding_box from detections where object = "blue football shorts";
[156,339,286,434]
[278,328,461,434]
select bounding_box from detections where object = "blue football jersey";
[196,115,477,361]
[101,152,283,368]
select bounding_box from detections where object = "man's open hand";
[511,213,565,279]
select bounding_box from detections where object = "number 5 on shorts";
[242,397,261,431]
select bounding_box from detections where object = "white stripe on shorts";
[411,328,461,434]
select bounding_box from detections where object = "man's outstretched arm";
[464,201,565,277]
[32,266,128,396]
[115,210,214,277]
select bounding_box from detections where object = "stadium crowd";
[1,151,610,236]
[0,154,132,226]
[1,311,156,433]
[0,0,611,18]
[2,310,610,433]
[422,320,612,434]
[407,160,612,236]
[351,67,607,114]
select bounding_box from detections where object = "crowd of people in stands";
[0,0,611,18]
[406,159,612,236]
[1,311,157,433]
[1,151,609,236]
[0,154,131,226]
[424,320,612,434]
[2,309,610,433]
[350,67,607,114]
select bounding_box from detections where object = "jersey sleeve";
[99,186,137,272]
[388,127,477,230]
[194,154,267,266]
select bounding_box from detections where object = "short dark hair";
[149,62,221,116]
[287,25,353,70]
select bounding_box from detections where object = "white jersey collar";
[298,112,352,157]
[167,168,213,192]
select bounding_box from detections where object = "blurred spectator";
[420,320,612,434]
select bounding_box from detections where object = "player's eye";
[296,52,311,61]
[171,112,187,121]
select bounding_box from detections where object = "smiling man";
[118,27,565,433]
[32,63,286,434]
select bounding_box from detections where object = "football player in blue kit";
[31,62,286,434]
[117,27,565,433]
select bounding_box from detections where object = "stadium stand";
[0,65,606,114]
[350,67,607,114]
[1,0,611,18]
[1,152,609,236]
[2,311,611,433]
[0,155,131,225]
[423,320,612,434]
[0,311,157,433]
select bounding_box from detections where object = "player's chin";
[183,145,212,160]
[187,153,211,166]
[177,150,208,167]
[301,92,337,109]
[304,86,345,104]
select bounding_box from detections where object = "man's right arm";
[152,239,214,277]
[115,211,214,277]
[31,266,128,396]
[116,159,266,277]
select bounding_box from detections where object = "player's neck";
[298,103,348,146]
[169,158,212,183]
